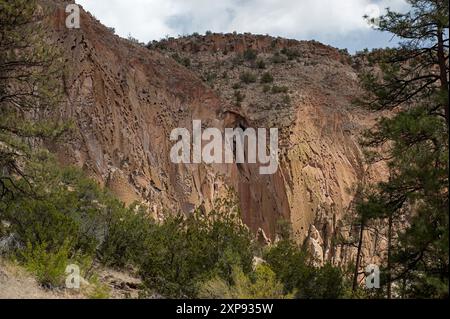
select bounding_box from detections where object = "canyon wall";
[43,0,386,265]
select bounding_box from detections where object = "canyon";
[43,0,387,267]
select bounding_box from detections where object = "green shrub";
[232,82,241,90]
[86,276,111,299]
[232,55,243,66]
[2,165,111,254]
[204,72,217,84]
[310,263,345,299]
[282,94,291,105]
[9,199,79,254]
[271,85,289,94]
[263,85,271,93]
[240,72,257,84]
[127,35,140,44]
[99,204,155,268]
[260,72,274,83]
[264,239,345,299]
[281,47,300,60]
[247,264,287,298]
[235,90,245,105]
[1,155,256,298]
[198,274,234,299]
[20,241,71,288]
[139,196,254,298]
[256,59,266,69]
[199,264,289,299]
[243,49,258,61]
[171,52,181,62]
[0,159,132,284]
[271,52,287,64]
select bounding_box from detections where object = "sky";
[75,0,409,53]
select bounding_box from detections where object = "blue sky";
[76,0,409,53]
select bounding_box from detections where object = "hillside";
[37,0,389,267]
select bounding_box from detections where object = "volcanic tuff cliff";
[42,0,386,266]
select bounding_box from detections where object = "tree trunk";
[437,27,449,127]
[352,220,365,293]
[386,215,393,299]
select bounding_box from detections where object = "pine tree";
[356,0,449,298]
[0,0,66,200]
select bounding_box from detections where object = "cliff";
[42,0,386,266]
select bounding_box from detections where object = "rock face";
[43,1,384,265]
[47,0,231,220]
[149,33,386,264]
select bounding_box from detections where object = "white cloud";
[75,0,409,51]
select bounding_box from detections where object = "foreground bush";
[0,154,346,298]
[139,198,254,298]
[264,239,345,299]
[20,241,71,288]
[98,203,154,268]
[0,155,255,296]
[198,264,289,299]
[0,156,129,287]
